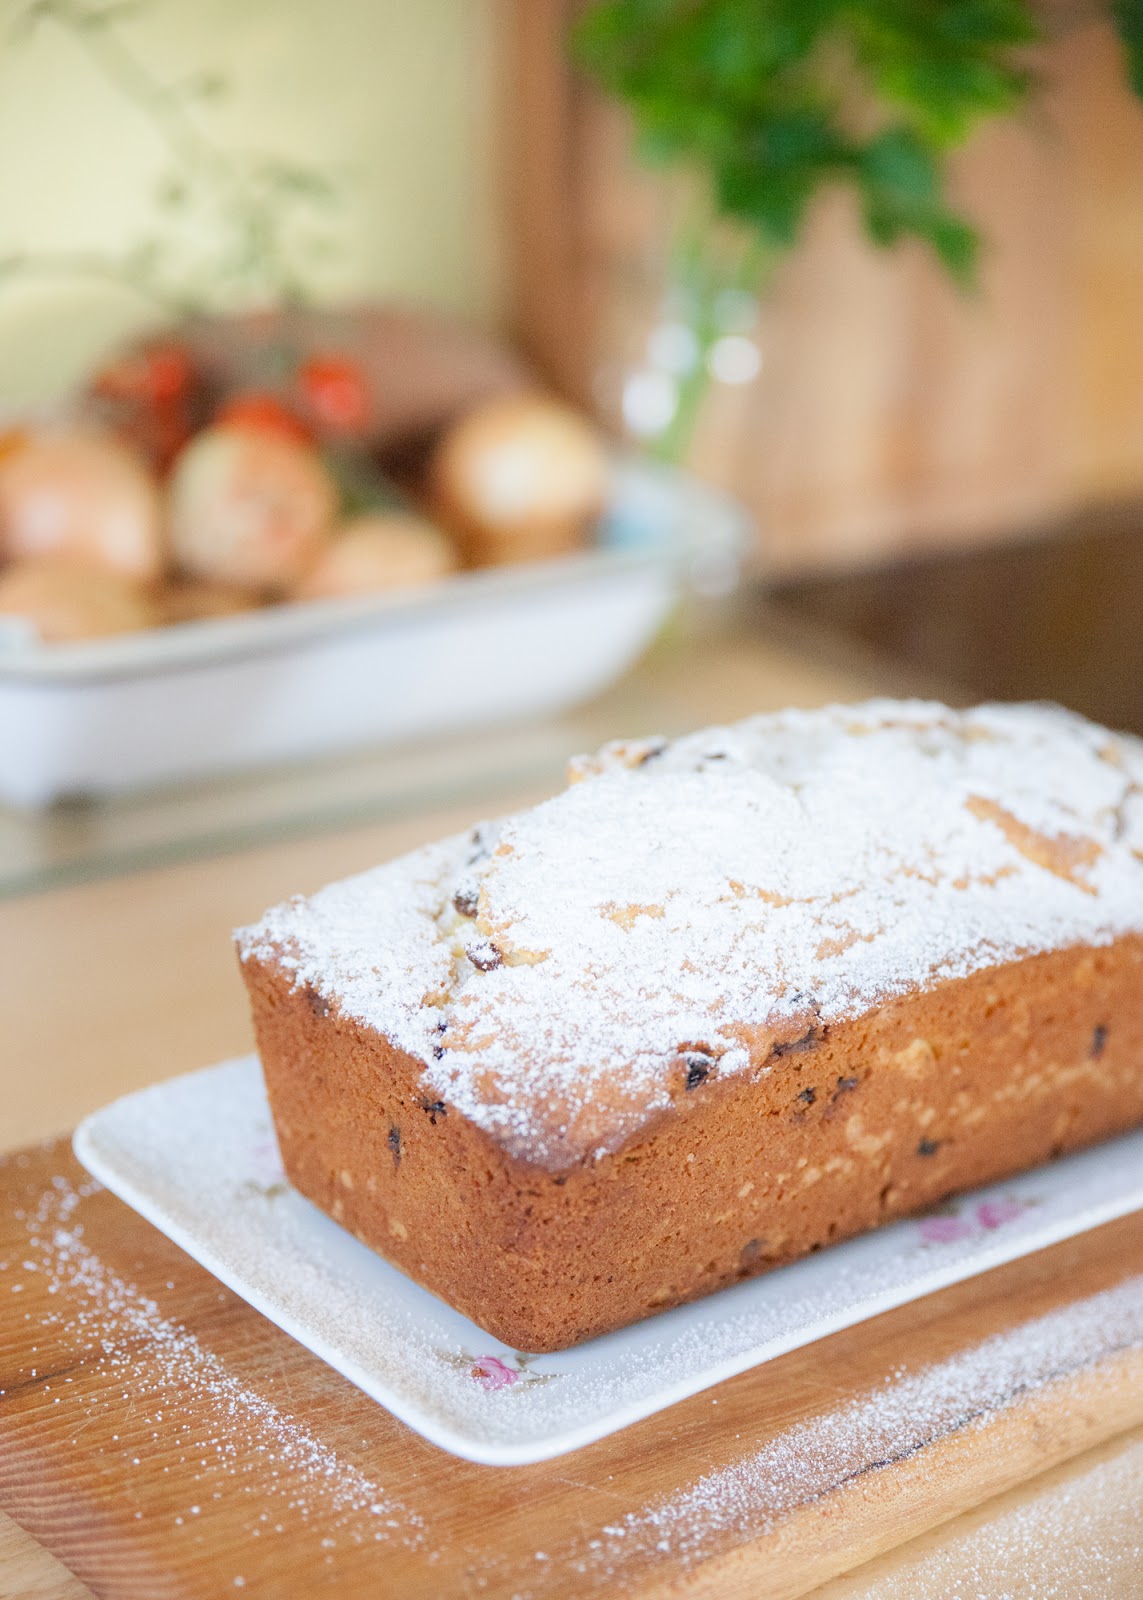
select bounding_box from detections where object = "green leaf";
[573,0,1038,286]
[1113,0,1143,99]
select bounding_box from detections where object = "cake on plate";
[238,700,1143,1351]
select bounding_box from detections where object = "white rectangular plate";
[74,1056,1143,1466]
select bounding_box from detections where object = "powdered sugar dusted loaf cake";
[238,700,1143,1351]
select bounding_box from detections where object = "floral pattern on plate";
[438,1349,558,1392]
[918,1195,1033,1245]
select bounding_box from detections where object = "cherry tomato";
[297,355,372,433]
[145,343,195,404]
[214,392,314,445]
[92,341,194,406]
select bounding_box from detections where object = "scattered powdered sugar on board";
[7,1172,426,1551]
[605,1278,1143,1561]
[816,1431,1143,1598]
[237,699,1143,1164]
[465,1275,1143,1596]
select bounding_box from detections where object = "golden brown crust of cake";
[238,701,1143,1173]
[242,933,1143,1352]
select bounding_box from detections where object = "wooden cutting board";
[2,1138,1143,1600]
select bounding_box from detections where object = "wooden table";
[3,621,1143,1598]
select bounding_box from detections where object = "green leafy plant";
[574,1,1143,458]
[576,0,1041,286]
[1114,0,1143,94]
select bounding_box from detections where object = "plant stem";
[650,211,774,465]
[0,249,193,315]
[650,297,717,465]
[10,0,315,306]
[63,3,302,301]
[61,4,240,203]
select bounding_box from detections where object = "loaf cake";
[237,700,1143,1352]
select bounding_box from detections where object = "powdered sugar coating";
[237,699,1143,1166]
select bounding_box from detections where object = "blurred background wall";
[0,0,505,408]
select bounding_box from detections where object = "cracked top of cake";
[237,700,1143,1169]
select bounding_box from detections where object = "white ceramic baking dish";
[0,460,747,807]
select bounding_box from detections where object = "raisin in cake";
[237,700,1143,1351]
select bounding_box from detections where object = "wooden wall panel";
[501,0,594,403]
[503,9,1143,572]
[1058,23,1143,498]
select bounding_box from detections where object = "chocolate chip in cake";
[303,984,330,1018]
[452,885,479,918]
[1091,1024,1108,1058]
[468,939,503,972]
[419,1098,447,1125]
[466,822,498,864]
[635,737,668,766]
[771,1025,823,1058]
[833,1075,859,1098]
[917,1137,941,1157]
[797,1086,817,1105]
[739,1237,765,1269]
[388,1125,402,1167]
[682,1049,715,1089]
[772,993,825,1058]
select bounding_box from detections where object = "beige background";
[0,0,505,407]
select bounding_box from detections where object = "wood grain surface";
[812,1423,1143,1598]
[0,1510,94,1599]
[2,1138,1142,1600]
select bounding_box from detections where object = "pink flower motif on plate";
[918,1214,974,1244]
[439,1347,556,1390]
[470,1355,519,1391]
[918,1196,1028,1244]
